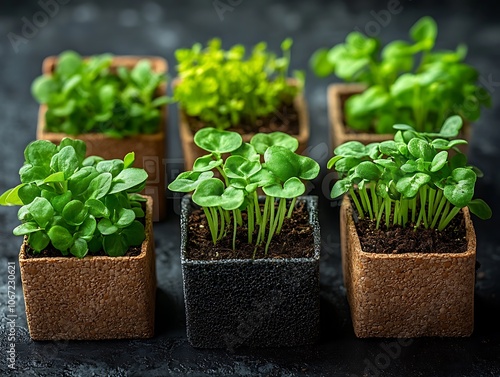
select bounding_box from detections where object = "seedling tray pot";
[19,196,156,341]
[36,56,168,221]
[176,78,310,172]
[180,195,320,348]
[340,196,476,338]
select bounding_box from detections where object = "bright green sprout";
[32,51,168,137]
[328,115,492,231]
[174,38,304,130]
[311,16,491,134]
[0,138,149,258]
[168,128,319,256]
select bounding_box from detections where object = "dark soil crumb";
[186,201,314,261]
[187,102,299,136]
[353,206,468,254]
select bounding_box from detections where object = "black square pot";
[180,195,321,349]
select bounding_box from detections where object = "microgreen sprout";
[0,138,149,257]
[311,17,491,133]
[329,115,491,231]
[32,51,168,137]
[174,38,304,130]
[168,128,319,256]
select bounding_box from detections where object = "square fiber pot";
[180,195,320,348]
[340,196,476,338]
[19,196,156,341]
[176,78,310,172]
[36,56,168,221]
[327,83,471,153]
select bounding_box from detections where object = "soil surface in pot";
[24,243,142,258]
[187,102,299,136]
[352,206,467,254]
[187,201,313,260]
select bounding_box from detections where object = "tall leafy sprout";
[329,116,491,231]
[0,138,149,258]
[311,17,491,133]
[168,128,319,256]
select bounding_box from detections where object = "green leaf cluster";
[174,38,304,130]
[32,51,168,138]
[0,138,148,258]
[311,17,491,133]
[168,128,319,255]
[328,116,491,231]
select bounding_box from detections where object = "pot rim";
[180,195,321,265]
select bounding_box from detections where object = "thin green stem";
[376,200,385,229]
[232,210,237,250]
[428,188,436,222]
[287,197,297,218]
[203,207,217,244]
[370,186,379,220]
[438,201,451,231]
[430,195,447,229]
[350,188,364,220]
[276,198,287,234]
[438,206,461,231]
[385,197,391,228]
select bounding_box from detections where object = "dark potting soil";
[187,102,300,136]
[352,207,468,254]
[186,201,314,260]
[24,243,142,258]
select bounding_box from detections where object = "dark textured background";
[0,1,499,376]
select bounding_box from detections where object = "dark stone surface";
[181,196,320,348]
[0,0,499,376]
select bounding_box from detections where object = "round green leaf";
[13,222,41,236]
[124,221,146,246]
[194,127,242,154]
[468,199,492,220]
[232,142,260,162]
[408,138,434,161]
[24,140,57,168]
[330,178,351,199]
[62,200,88,226]
[116,208,135,228]
[103,234,128,257]
[193,155,223,172]
[439,115,463,138]
[263,177,305,199]
[48,225,73,251]
[396,173,431,198]
[85,198,110,218]
[109,168,148,194]
[192,178,225,207]
[50,146,79,179]
[444,168,476,207]
[98,218,119,235]
[250,132,299,155]
[27,197,54,228]
[333,141,367,158]
[220,187,245,210]
[430,151,448,172]
[78,216,97,240]
[28,231,50,252]
[70,238,88,258]
[354,161,381,181]
[264,146,300,182]
[224,156,261,179]
[168,171,214,192]
[297,155,320,180]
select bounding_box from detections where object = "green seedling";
[0,138,148,258]
[169,128,319,256]
[311,16,491,133]
[32,51,168,137]
[329,115,491,231]
[174,38,304,130]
